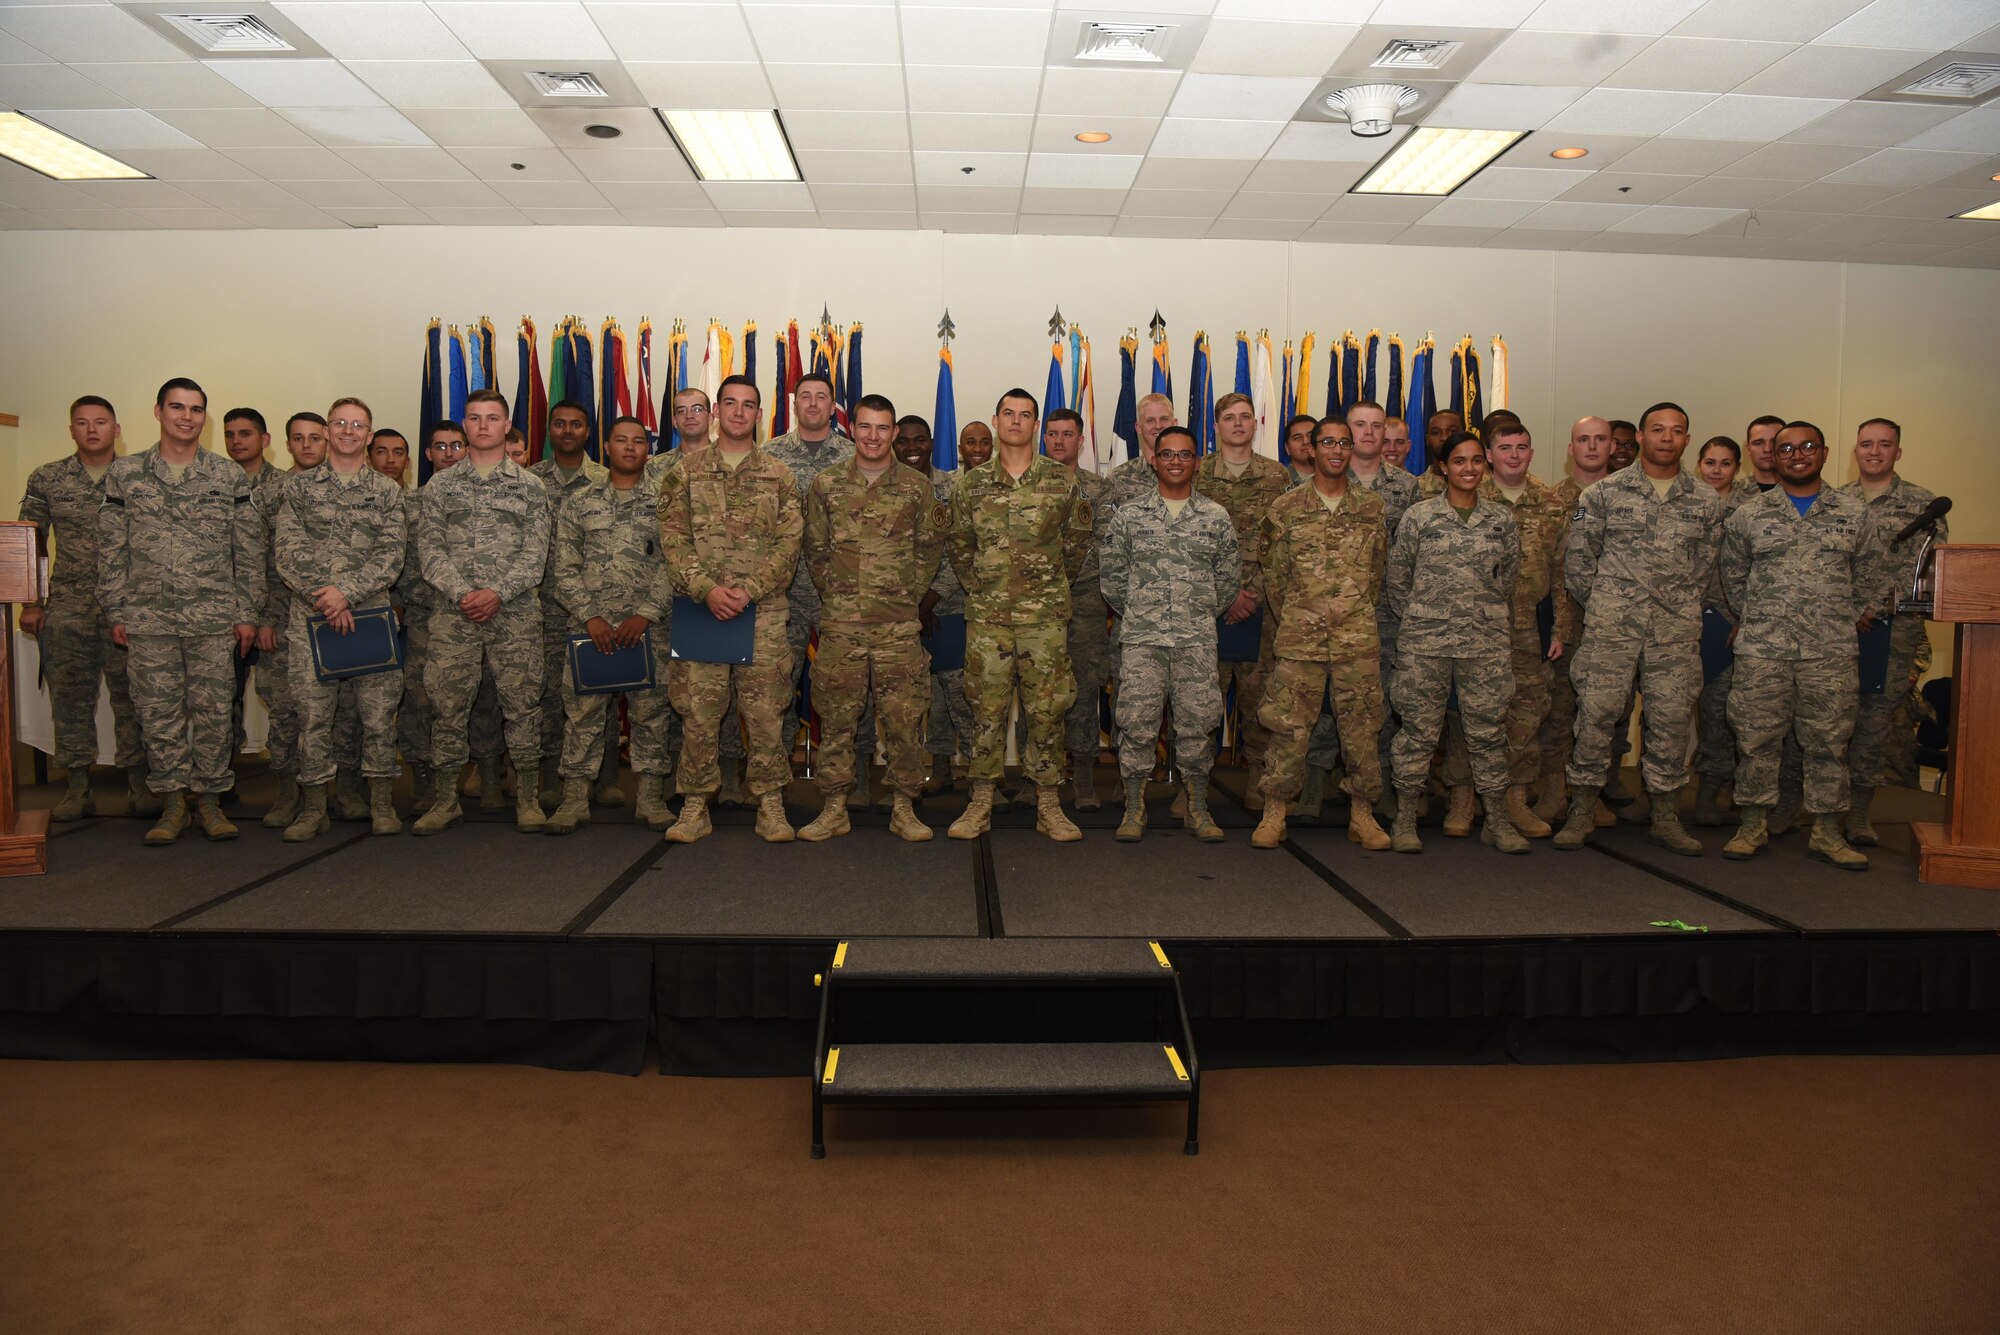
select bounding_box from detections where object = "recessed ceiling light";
[1551,146,1589,160]
[1352,126,1525,196]
[1990,173,2000,181]
[0,112,148,181]
[1957,200,2000,220]
[1074,131,1112,143]
[658,108,800,182]
[584,124,621,140]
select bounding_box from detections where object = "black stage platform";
[3,767,1996,1076]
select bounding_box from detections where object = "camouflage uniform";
[660,445,802,798]
[247,463,300,778]
[275,465,407,784]
[1693,479,1761,784]
[98,446,264,794]
[1387,496,1523,798]
[1840,475,1942,790]
[1061,467,1115,763]
[418,457,550,775]
[1356,462,1421,780]
[1256,484,1387,802]
[18,454,141,770]
[531,456,610,777]
[552,470,676,780]
[1440,477,1575,787]
[948,455,1092,787]
[1563,468,1725,797]
[394,490,437,769]
[1099,492,1239,781]
[1721,486,1894,813]
[926,468,975,765]
[803,458,947,799]
[1535,476,1588,784]
[766,429,871,765]
[1194,451,1292,772]
[1101,454,1159,512]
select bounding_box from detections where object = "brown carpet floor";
[3,1056,1997,1334]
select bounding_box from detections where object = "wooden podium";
[1912,545,2000,890]
[0,520,49,875]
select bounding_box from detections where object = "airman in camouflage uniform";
[253,416,324,828]
[1720,423,1895,870]
[99,380,264,845]
[1040,410,1114,808]
[1346,411,1420,817]
[659,376,803,844]
[413,391,552,835]
[800,401,947,842]
[1253,421,1389,852]
[891,420,975,787]
[945,392,1093,842]
[1099,427,1239,842]
[18,396,147,819]
[531,403,614,808]
[1555,405,1722,856]
[1690,476,1760,824]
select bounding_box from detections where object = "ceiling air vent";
[158,12,293,52]
[1896,61,2000,100]
[524,70,610,99]
[1076,22,1176,64]
[1369,38,1462,72]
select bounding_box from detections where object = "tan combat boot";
[543,778,591,836]
[948,782,995,840]
[633,774,673,831]
[1479,791,1529,854]
[1442,785,1477,837]
[1531,765,1568,824]
[799,794,852,842]
[1348,798,1390,851]
[1505,784,1551,839]
[196,794,239,841]
[1250,799,1288,850]
[1036,785,1082,842]
[888,794,933,842]
[1390,798,1422,854]
[1721,805,1768,861]
[664,794,712,844]
[331,767,369,821]
[283,782,331,843]
[1115,776,1147,842]
[1846,786,1878,847]
[50,769,93,822]
[755,793,795,842]
[144,791,189,846]
[1808,813,1869,871]
[412,770,462,836]
[1552,785,1600,850]
[476,757,508,813]
[368,777,401,836]
[515,788,547,834]
[1183,777,1225,843]
[1648,790,1704,857]
[262,775,301,829]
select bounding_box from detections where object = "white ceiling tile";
[628,62,775,108]
[1668,94,1843,141]
[1764,181,1901,211]
[1389,223,1502,246]
[701,181,814,210]
[32,108,199,149]
[714,208,821,227]
[1860,184,2000,217]
[1221,190,1339,220]
[229,207,341,228]
[1544,88,1716,136]
[274,3,474,60]
[1757,235,1854,260]
[1411,197,1540,228]
[1469,31,1651,86]
[1845,240,1959,264]
[1734,44,1924,100]
[1320,194,1440,223]
[1485,230,1597,250]
[1711,209,1836,238]
[1514,200,1644,229]
[916,183,1022,211]
[1559,170,1701,203]
[782,109,909,152]
[386,178,507,207]
[560,147,695,181]
[171,178,305,209]
[1242,157,1366,191]
[905,65,1041,114]
[246,176,393,205]
[1671,0,1872,42]
[1114,215,1213,238]
[0,30,48,65]
[345,60,517,109]
[1600,136,1756,175]
[0,63,133,110]
[795,147,916,183]
[1020,213,1118,235]
[1569,231,1673,252]
[596,181,711,208]
[1020,186,1129,214]
[744,4,901,64]
[428,3,614,60]
[1025,151,1143,188]
[616,207,722,227]
[279,106,431,148]
[156,108,317,147]
[1263,120,1409,162]
[1168,73,1318,121]
[1372,0,1540,24]
[1038,67,1182,118]
[1133,156,1254,189]
[446,146,584,179]
[68,62,258,110]
[20,209,150,229]
[128,206,254,229]
[490,178,609,207]
[1123,187,1234,215]
[817,209,917,229]
[1190,18,1360,77]
[1823,149,1989,186]
[765,63,905,112]
[212,60,385,108]
[1031,114,1158,153]
[0,178,95,210]
[1424,83,1586,131]
[1298,219,1409,244]
[1148,118,1287,159]
[911,112,1033,152]
[0,6,187,63]
[1452,165,1586,201]
[913,149,1025,185]
[1208,217,1310,239]
[921,212,1016,234]
[1605,203,1745,233]
[68,178,202,207]
[1817,0,2000,51]
[1714,141,1872,178]
[1897,110,2000,154]
[809,182,915,210]
[322,205,435,225]
[1606,37,1793,93]
[335,145,473,179]
[900,6,1052,65]
[1898,216,2000,246]
[1663,176,1795,208]
[116,148,257,180]
[403,108,551,147]
[1784,102,1959,147]
[583,3,757,61]
[1799,211,1919,242]
[1666,234,1770,256]
[1522,0,1707,36]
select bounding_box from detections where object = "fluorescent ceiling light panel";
[1352,126,1524,196]
[0,112,149,181]
[1956,200,2000,220]
[659,108,799,182]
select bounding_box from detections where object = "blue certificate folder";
[307,605,401,681]
[1700,607,1735,685]
[1216,608,1263,663]
[1858,617,1893,696]
[923,613,967,673]
[668,595,755,665]
[568,630,657,695]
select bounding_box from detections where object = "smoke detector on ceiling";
[1325,83,1422,137]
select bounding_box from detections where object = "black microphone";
[1892,496,1951,547]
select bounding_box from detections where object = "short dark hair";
[1438,430,1484,466]
[718,373,761,405]
[223,407,267,434]
[1701,435,1740,462]
[156,377,206,409]
[70,394,117,419]
[795,371,833,394]
[1155,426,1196,451]
[854,393,896,420]
[465,387,509,413]
[286,411,326,435]
[1638,402,1688,433]
[1857,416,1901,440]
[1427,408,1463,427]
[370,428,407,447]
[605,415,648,435]
[895,414,930,433]
[1046,408,1085,430]
[549,399,589,421]
[1782,419,1825,446]
[1485,420,1531,445]
[995,387,1039,416]
[1747,414,1786,435]
[1346,399,1385,420]
[1284,413,1316,437]
[427,421,467,447]
[1609,419,1637,435]
[1316,415,1352,435]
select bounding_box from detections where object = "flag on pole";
[1252,330,1279,459]
[1463,338,1484,436]
[784,319,803,434]
[700,319,723,414]
[1386,334,1404,421]
[1448,338,1465,430]
[1187,332,1213,456]
[1040,335,1066,452]
[1363,329,1380,405]
[547,318,571,455]
[1339,332,1361,417]
[465,320,487,393]
[1295,332,1315,433]
[663,320,686,447]
[447,324,469,425]
[843,322,862,429]
[1490,335,1508,413]
[636,317,657,446]
[829,325,849,436]
[1149,313,1172,400]
[933,342,957,472]
[419,319,444,482]
[1114,331,1138,460]
[1280,342,1295,422]
[1405,336,1434,475]
[572,320,597,459]
[1078,334,1100,473]
[513,315,547,463]
[1233,331,1250,396]
[743,320,758,412]
[770,322,789,438]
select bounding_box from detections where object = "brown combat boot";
[1036,785,1082,842]
[948,782,995,840]
[1348,799,1390,851]
[413,770,462,835]
[1479,791,1529,854]
[888,794,933,842]
[543,778,591,836]
[1390,798,1422,854]
[1722,805,1768,861]
[195,794,238,842]
[1250,799,1288,850]
[1115,776,1147,842]
[664,794,712,844]
[1648,790,1704,857]
[1505,783,1551,838]
[1443,785,1477,837]
[799,794,852,842]
[50,769,93,823]
[143,791,189,846]
[754,793,794,842]
[1531,765,1568,824]
[283,782,331,843]
[633,774,673,831]
[1183,777,1225,843]
[1846,786,1878,847]
[1552,785,1600,850]
[1808,813,1868,871]
[262,775,301,829]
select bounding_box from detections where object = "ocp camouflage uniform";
[1099,491,1238,781]
[418,457,550,776]
[1387,496,1523,800]
[1840,475,1941,792]
[19,454,141,771]
[926,468,975,766]
[947,455,1092,788]
[804,458,947,799]
[1194,451,1292,775]
[275,465,406,785]
[1256,484,1387,802]
[660,444,802,798]
[553,470,675,781]
[767,429,871,765]
[98,446,264,794]
[531,456,610,778]
[1061,466,1114,764]
[1721,486,1894,814]
[1564,467,1725,798]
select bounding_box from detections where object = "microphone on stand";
[1893,496,1951,547]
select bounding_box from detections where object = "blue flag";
[1406,344,1433,475]
[1386,338,1404,421]
[744,324,758,402]
[447,326,468,425]
[933,346,958,472]
[420,320,443,482]
[1114,337,1137,459]
[844,326,862,425]
[1233,333,1250,396]
[1041,339,1066,451]
[1189,333,1216,456]
[573,324,597,459]
[1362,331,1379,404]
[1340,338,1360,416]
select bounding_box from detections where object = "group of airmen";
[24,371,1935,872]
